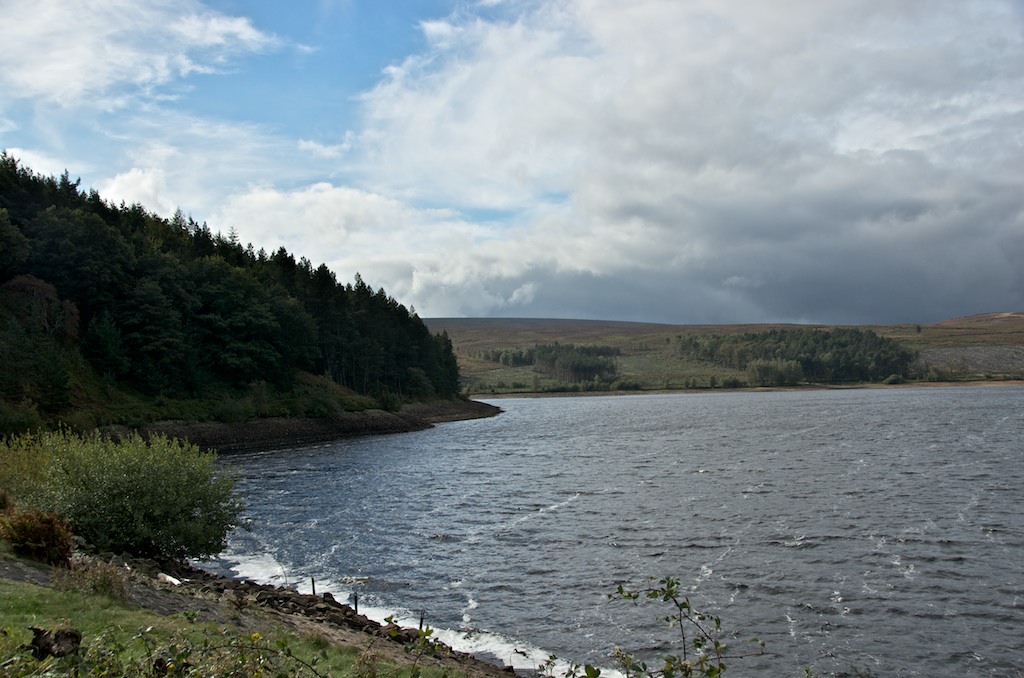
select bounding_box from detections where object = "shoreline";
[95,380,1022,452]
[470,378,1024,399]
[0,548,518,678]
[124,399,503,454]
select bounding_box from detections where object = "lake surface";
[208,387,1024,676]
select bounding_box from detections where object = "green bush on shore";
[0,430,242,560]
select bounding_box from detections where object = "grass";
[0,537,475,677]
[0,578,355,676]
[0,573,458,677]
[426,312,1024,394]
[0,578,176,644]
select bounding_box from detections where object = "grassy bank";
[0,542,507,677]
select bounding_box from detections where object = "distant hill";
[426,313,1024,395]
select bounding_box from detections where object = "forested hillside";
[674,327,917,385]
[0,153,459,433]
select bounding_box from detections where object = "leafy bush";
[609,577,759,677]
[0,430,242,560]
[0,509,73,566]
[52,559,131,602]
[374,389,403,413]
[303,390,344,418]
[539,578,765,678]
[0,399,43,437]
[747,359,804,387]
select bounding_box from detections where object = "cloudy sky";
[1,0,1022,324]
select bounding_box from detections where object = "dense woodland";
[477,343,621,384]
[0,153,459,433]
[675,328,918,384]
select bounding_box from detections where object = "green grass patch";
[0,576,458,677]
[0,578,172,640]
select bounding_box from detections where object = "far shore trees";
[676,327,916,384]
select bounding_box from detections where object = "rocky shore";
[132,398,503,454]
[0,546,517,677]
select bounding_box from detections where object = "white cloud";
[216,182,408,246]
[2,0,1021,323]
[298,136,354,159]
[3,147,71,180]
[508,282,538,306]
[0,0,278,109]
[82,110,301,220]
[337,0,1024,321]
[170,12,274,52]
[212,182,483,272]
[101,167,171,212]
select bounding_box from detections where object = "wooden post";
[353,593,359,614]
[311,577,316,596]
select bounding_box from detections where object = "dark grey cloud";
[337,0,1022,323]
[6,0,1019,324]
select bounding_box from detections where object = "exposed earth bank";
[125,399,503,454]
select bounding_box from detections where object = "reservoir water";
[207,386,1024,676]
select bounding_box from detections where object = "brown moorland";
[426,312,1024,394]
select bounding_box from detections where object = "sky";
[1,0,1022,325]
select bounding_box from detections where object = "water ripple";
[215,387,1024,677]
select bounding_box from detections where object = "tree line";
[0,153,459,430]
[478,343,621,383]
[675,327,917,384]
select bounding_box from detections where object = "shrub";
[538,577,766,678]
[0,509,73,566]
[374,389,403,413]
[303,391,343,418]
[0,430,243,560]
[52,559,131,602]
[720,376,746,389]
[0,399,44,437]
[747,359,803,387]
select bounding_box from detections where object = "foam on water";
[211,547,583,673]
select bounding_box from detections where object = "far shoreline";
[120,381,1021,453]
[116,398,504,455]
[471,378,1024,399]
